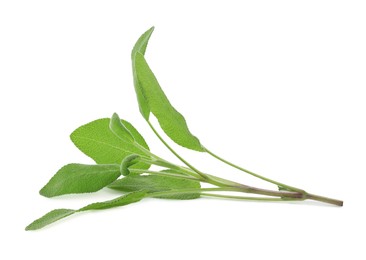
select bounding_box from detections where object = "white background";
[1,1,365,259]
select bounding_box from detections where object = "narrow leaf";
[40,164,121,197]
[110,113,135,142]
[79,191,146,211]
[108,175,201,200]
[120,154,140,176]
[26,191,146,230]
[134,52,204,151]
[131,27,154,119]
[70,118,150,170]
[25,209,75,231]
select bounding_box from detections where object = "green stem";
[201,193,298,202]
[145,188,301,202]
[145,187,244,198]
[205,148,303,192]
[129,169,200,181]
[138,157,203,180]
[138,156,304,199]
[147,120,208,180]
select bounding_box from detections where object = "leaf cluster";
[26,27,343,231]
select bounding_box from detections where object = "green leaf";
[134,51,204,151]
[108,175,201,200]
[40,164,121,197]
[26,191,146,230]
[120,154,140,176]
[131,27,154,120]
[109,113,135,142]
[25,209,75,231]
[79,190,146,211]
[70,118,150,170]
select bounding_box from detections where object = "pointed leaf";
[131,27,154,119]
[26,191,146,230]
[25,209,75,231]
[109,113,135,142]
[120,154,140,176]
[70,118,150,170]
[134,52,204,151]
[79,191,146,211]
[108,175,201,200]
[40,164,121,197]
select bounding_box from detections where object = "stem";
[129,169,200,181]
[145,187,244,198]
[138,157,305,199]
[201,193,299,202]
[145,188,301,202]
[138,157,203,180]
[135,145,342,206]
[306,193,343,206]
[205,148,303,192]
[147,120,208,180]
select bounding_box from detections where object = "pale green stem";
[138,157,203,180]
[147,120,208,180]
[201,193,298,202]
[145,187,243,198]
[205,148,304,192]
[129,169,200,181]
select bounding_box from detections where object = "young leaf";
[70,118,150,169]
[131,27,154,120]
[108,175,201,199]
[26,191,146,230]
[120,154,140,176]
[25,209,76,231]
[134,52,204,151]
[109,113,135,142]
[39,164,121,197]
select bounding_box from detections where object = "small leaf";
[26,191,146,230]
[40,164,121,197]
[131,27,154,120]
[108,175,201,200]
[79,191,146,211]
[109,113,135,142]
[134,52,204,151]
[25,209,75,231]
[70,118,150,170]
[278,186,291,191]
[120,154,141,176]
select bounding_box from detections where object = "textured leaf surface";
[70,118,150,169]
[120,154,140,176]
[110,113,134,142]
[40,164,121,197]
[26,191,146,230]
[134,52,204,151]
[108,175,201,199]
[131,27,154,119]
[79,191,146,211]
[25,209,75,231]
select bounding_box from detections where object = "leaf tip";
[39,187,53,198]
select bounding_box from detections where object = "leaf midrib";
[72,135,145,156]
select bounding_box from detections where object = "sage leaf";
[25,209,75,231]
[131,27,154,120]
[134,52,204,151]
[26,191,146,230]
[40,164,121,197]
[109,113,135,142]
[70,118,150,169]
[108,175,201,200]
[78,190,146,211]
[120,154,140,176]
